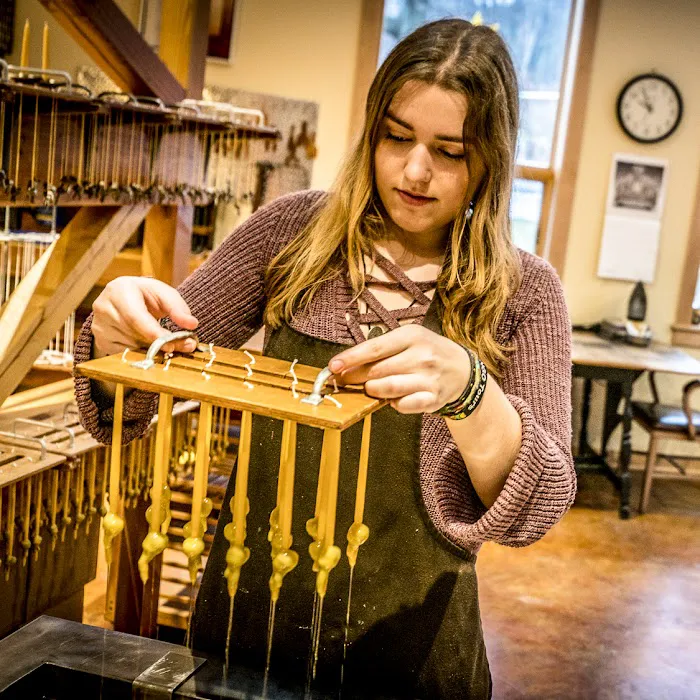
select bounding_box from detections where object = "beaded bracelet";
[436,347,488,421]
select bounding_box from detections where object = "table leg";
[617,380,634,519]
[578,378,592,456]
[602,382,623,453]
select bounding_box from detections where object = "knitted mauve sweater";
[74,190,575,554]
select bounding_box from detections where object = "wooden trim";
[674,172,700,328]
[347,0,385,143]
[515,165,554,183]
[536,179,555,258]
[671,324,700,350]
[40,0,185,103]
[513,167,554,257]
[544,0,602,273]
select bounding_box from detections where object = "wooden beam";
[40,0,186,103]
[142,205,193,286]
[159,0,210,99]
[0,204,151,404]
[187,0,210,99]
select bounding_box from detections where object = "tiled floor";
[83,455,700,699]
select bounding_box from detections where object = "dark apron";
[191,301,491,699]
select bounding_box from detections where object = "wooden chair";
[631,372,700,513]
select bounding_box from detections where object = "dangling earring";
[466,201,475,221]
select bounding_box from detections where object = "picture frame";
[207,0,236,62]
[606,152,669,221]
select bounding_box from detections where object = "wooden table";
[572,331,700,518]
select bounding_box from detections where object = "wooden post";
[142,205,193,286]
[158,0,210,99]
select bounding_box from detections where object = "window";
[379,0,576,255]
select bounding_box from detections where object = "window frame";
[671,173,700,348]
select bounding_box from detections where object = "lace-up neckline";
[346,251,438,344]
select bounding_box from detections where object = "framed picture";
[208,0,236,62]
[606,153,669,220]
[598,153,670,283]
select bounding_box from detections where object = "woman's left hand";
[328,325,471,414]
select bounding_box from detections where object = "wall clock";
[616,73,683,144]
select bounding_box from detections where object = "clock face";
[617,74,683,143]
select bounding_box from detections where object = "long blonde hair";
[265,19,522,375]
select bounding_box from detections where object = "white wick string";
[289,359,299,399]
[243,381,254,390]
[243,350,256,365]
[202,371,211,381]
[333,378,339,393]
[324,394,342,408]
[163,357,172,371]
[205,342,216,369]
[121,349,129,363]
[244,364,253,377]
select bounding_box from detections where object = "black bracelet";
[435,348,488,420]
[446,360,487,420]
[436,346,476,416]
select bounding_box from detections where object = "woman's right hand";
[91,277,199,358]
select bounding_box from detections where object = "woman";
[75,19,575,698]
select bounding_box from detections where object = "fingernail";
[329,360,343,373]
[185,339,196,352]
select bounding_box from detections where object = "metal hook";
[131,330,207,370]
[62,403,80,423]
[0,431,47,461]
[7,65,73,88]
[300,367,334,406]
[13,418,75,449]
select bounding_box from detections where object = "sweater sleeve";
[422,258,575,552]
[73,190,325,445]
